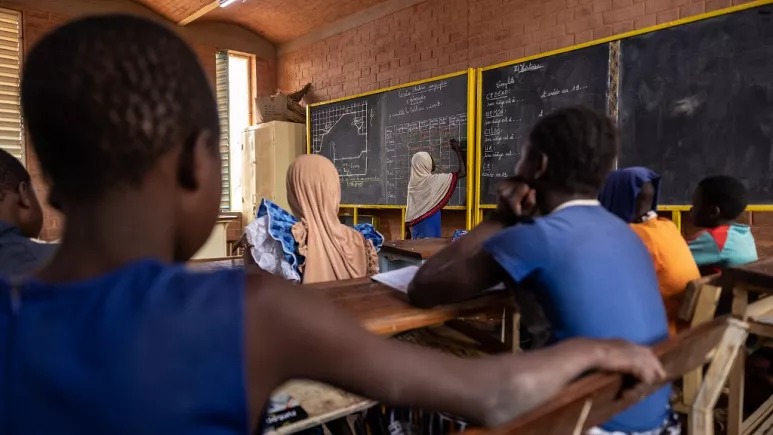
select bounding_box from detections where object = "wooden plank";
[306,278,513,336]
[741,395,773,435]
[690,319,749,435]
[724,259,773,294]
[682,281,723,408]
[728,287,750,435]
[178,0,219,25]
[271,381,375,434]
[679,274,721,322]
[746,296,773,321]
[465,317,730,435]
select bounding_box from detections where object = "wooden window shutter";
[215,50,230,211]
[0,9,22,163]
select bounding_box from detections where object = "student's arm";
[244,272,665,430]
[450,139,466,179]
[408,180,535,308]
[408,219,509,307]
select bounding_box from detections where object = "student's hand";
[588,339,666,385]
[450,139,461,152]
[494,177,537,224]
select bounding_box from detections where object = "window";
[215,50,255,212]
[0,8,22,163]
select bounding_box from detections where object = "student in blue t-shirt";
[409,107,677,435]
[0,16,666,435]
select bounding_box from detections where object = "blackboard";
[619,4,773,204]
[478,44,611,205]
[310,73,469,206]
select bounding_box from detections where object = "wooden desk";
[271,381,375,434]
[309,277,512,336]
[378,238,451,272]
[266,278,514,434]
[721,260,773,435]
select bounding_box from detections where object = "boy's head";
[690,175,748,228]
[21,15,221,260]
[515,106,618,198]
[0,149,43,237]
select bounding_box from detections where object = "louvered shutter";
[0,9,22,163]
[215,50,230,211]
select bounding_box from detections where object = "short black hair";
[529,106,618,195]
[0,148,29,192]
[697,175,748,220]
[21,14,219,201]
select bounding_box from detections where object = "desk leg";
[727,286,749,435]
[378,254,389,273]
[690,318,748,435]
[502,307,520,353]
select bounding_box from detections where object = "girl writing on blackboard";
[406,139,466,238]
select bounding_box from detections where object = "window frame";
[215,49,257,212]
[0,7,24,166]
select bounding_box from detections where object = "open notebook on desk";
[372,266,505,294]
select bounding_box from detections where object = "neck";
[37,191,178,283]
[537,191,596,215]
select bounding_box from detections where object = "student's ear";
[710,205,722,219]
[177,131,216,191]
[16,181,34,209]
[534,152,548,180]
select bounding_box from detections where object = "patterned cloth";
[245,199,383,283]
[587,412,681,435]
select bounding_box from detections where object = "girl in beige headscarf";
[243,154,383,284]
[405,139,466,238]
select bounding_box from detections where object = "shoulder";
[484,219,549,257]
[632,218,680,242]
[108,262,246,310]
[0,235,58,276]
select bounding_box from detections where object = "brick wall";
[279,0,771,241]
[279,0,753,102]
[13,4,272,240]
[22,8,71,240]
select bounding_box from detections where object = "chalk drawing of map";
[311,101,369,177]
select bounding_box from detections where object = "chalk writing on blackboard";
[478,44,610,204]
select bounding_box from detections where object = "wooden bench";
[721,260,773,435]
[465,317,734,434]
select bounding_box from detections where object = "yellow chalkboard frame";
[306,69,477,237]
[474,0,773,226]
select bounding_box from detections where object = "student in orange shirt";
[599,167,700,334]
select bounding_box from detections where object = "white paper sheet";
[371,266,505,294]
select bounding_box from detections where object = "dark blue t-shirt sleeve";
[483,223,549,283]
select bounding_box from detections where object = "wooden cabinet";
[241,121,306,224]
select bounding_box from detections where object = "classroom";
[0,0,771,434]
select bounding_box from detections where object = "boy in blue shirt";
[688,175,758,274]
[0,15,665,435]
[410,107,676,434]
[0,148,56,275]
